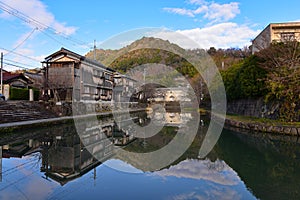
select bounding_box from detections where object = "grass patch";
[226,113,300,127]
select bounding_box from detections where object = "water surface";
[1,113,300,200]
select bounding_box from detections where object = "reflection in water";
[0,111,300,199]
[155,159,237,185]
[216,129,300,200]
[148,108,193,126]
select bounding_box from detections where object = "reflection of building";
[112,113,140,145]
[0,112,148,185]
[149,87,191,103]
[41,120,115,185]
[41,114,139,184]
[252,22,300,53]
[42,48,115,102]
[152,111,192,126]
[0,139,40,159]
[0,138,42,182]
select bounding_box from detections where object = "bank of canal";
[0,109,145,133]
[224,114,300,136]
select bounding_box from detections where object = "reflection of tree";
[138,83,164,103]
[122,126,178,153]
[215,129,300,200]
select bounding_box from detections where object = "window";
[94,69,103,77]
[51,63,62,68]
[105,74,110,80]
[280,32,295,41]
[84,86,90,93]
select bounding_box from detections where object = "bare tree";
[256,40,300,121]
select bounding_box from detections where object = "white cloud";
[194,6,209,15]
[161,1,258,49]
[0,0,77,36]
[164,1,240,23]
[163,7,195,17]
[188,0,207,5]
[178,23,259,48]
[153,23,260,49]
[204,2,240,23]
[0,0,78,71]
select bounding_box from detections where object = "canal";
[0,111,300,200]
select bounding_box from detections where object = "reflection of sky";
[154,159,239,185]
[153,159,255,200]
[0,154,59,200]
[0,155,256,200]
[104,159,144,173]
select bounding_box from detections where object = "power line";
[4,27,38,56]
[4,59,38,69]
[0,46,40,62]
[3,61,30,70]
[39,29,66,46]
[0,1,91,48]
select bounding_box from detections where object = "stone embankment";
[0,100,145,133]
[0,100,58,124]
[225,117,300,136]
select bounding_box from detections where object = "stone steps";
[0,100,58,124]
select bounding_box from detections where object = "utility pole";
[0,146,2,182]
[0,52,3,94]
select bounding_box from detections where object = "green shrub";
[9,87,40,100]
[221,55,267,100]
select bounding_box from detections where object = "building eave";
[43,47,116,72]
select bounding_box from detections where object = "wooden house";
[42,48,115,103]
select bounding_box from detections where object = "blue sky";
[0,0,300,70]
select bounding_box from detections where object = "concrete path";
[0,108,144,131]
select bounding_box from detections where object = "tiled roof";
[3,72,32,84]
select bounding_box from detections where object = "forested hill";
[85,37,246,104]
[85,37,183,66]
[85,37,198,77]
[85,37,208,103]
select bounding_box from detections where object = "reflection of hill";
[155,159,239,186]
[114,116,207,172]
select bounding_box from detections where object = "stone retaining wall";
[225,118,300,136]
[227,98,280,120]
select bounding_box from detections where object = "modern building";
[42,48,115,103]
[251,22,300,53]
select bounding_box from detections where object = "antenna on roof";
[93,40,97,61]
